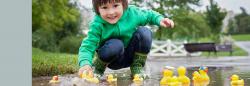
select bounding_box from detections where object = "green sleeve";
[78,22,101,67]
[132,6,164,26]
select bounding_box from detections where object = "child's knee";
[97,39,124,63]
[135,27,152,53]
[136,27,152,42]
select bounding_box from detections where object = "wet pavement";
[32,41,250,86]
[235,41,250,55]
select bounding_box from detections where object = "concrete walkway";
[235,41,250,55]
[146,56,250,74]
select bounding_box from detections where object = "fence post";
[167,39,171,56]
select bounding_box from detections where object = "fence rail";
[149,40,201,57]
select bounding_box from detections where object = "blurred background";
[32,0,250,54]
[32,0,250,85]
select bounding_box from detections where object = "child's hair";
[92,0,128,15]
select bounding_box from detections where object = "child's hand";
[78,65,93,77]
[160,18,174,28]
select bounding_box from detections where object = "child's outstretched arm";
[160,18,174,28]
[78,22,102,77]
[129,5,174,28]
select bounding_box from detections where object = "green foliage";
[59,36,83,54]
[32,48,78,77]
[228,19,237,35]
[170,10,211,41]
[232,34,250,41]
[32,29,59,51]
[234,8,250,34]
[205,0,226,43]
[32,0,81,52]
[228,7,250,34]
[131,0,200,10]
[236,16,250,33]
[131,0,212,41]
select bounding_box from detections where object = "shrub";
[59,36,83,54]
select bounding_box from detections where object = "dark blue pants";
[96,27,152,70]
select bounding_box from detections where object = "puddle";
[32,65,250,86]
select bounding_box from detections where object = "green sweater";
[78,5,164,67]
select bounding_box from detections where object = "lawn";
[32,48,79,77]
[201,44,248,57]
[197,35,249,57]
[232,34,250,41]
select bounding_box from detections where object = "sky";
[197,0,250,13]
[79,0,250,14]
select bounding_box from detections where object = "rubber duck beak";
[205,68,208,73]
[53,75,59,80]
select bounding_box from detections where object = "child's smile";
[98,2,123,24]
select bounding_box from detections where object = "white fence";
[149,40,200,57]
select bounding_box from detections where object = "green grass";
[201,44,248,57]
[32,48,79,77]
[232,34,250,41]
[196,36,248,57]
[197,37,214,43]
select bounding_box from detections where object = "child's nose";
[107,9,115,15]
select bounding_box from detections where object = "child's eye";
[113,4,119,8]
[101,6,107,9]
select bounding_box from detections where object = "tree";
[205,0,226,43]
[228,19,237,34]
[131,0,211,41]
[32,0,81,52]
[234,7,250,34]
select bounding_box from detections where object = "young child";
[78,0,174,79]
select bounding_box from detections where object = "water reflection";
[32,66,250,86]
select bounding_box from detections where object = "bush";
[59,36,83,54]
[32,29,60,52]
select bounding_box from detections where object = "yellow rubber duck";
[160,66,174,86]
[199,66,210,86]
[106,74,117,84]
[81,71,87,78]
[133,74,143,85]
[230,74,244,86]
[168,76,181,86]
[49,75,60,83]
[192,71,202,86]
[81,71,99,83]
[177,66,190,86]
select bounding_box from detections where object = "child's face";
[98,2,123,24]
